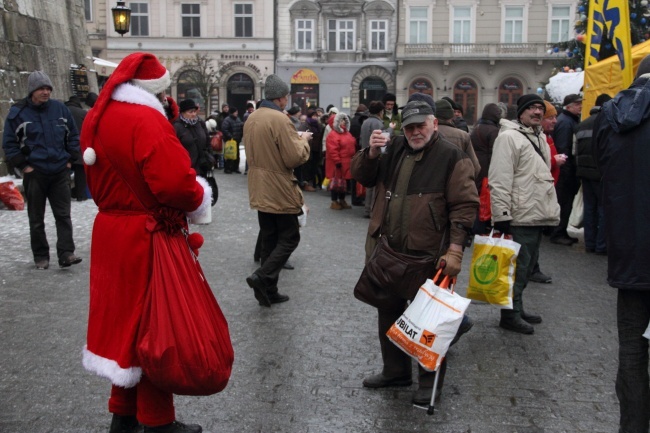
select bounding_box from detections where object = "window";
[296,19,314,51]
[328,20,355,51]
[453,6,472,43]
[369,20,388,51]
[409,7,428,44]
[550,5,571,42]
[235,4,253,38]
[504,6,523,43]
[84,0,92,21]
[182,3,200,37]
[130,3,149,37]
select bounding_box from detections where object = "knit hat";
[401,100,435,127]
[636,53,650,78]
[543,100,557,118]
[287,105,301,115]
[516,94,545,118]
[595,93,612,107]
[27,71,53,96]
[328,106,339,115]
[179,99,198,112]
[434,99,454,120]
[442,96,460,111]
[81,52,171,166]
[368,101,385,115]
[264,74,290,100]
[408,93,435,111]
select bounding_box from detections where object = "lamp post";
[112,1,132,36]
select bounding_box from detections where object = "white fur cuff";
[186,176,212,220]
[82,345,141,388]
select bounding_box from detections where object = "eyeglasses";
[527,105,545,112]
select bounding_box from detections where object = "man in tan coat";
[243,74,311,307]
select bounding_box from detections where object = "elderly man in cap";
[351,99,478,406]
[2,70,82,270]
[243,74,311,307]
[489,94,560,334]
[550,93,583,246]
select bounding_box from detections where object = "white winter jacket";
[488,119,560,226]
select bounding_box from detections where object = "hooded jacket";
[470,103,503,190]
[325,112,357,180]
[489,119,560,227]
[594,76,650,290]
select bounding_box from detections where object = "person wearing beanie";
[243,73,311,308]
[434,99,480,177]
[407,92,435,111]
[351,98,478,407]
[575,93,611,256]
[85,91,99,108]
[2,70,82,270]
[442,96,469,132]
[593,53,650,433]
[221,105,243,173]
[381,92,402,135]
[80,52,217,433]
[549,93,582,246]
[489,93,560,335]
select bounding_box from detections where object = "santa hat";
[81,52,171,165]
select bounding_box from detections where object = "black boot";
[521,310,542,324]
[143,420,202,433]
[499,310,534,334]
[109,414,139,433]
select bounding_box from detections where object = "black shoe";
[109,414,140,433]
[362,373,412,388]
[529,271,552,284]
[499,317,534,334]
[224,170,232,174]
[550,236,574,246]
[35,259,49,270]
[521,310,542,324]
[267,292,290,305]
[234,170,242,174]
[595,250,608,256]
[412,387,441,406]
[59,253,82,268]
[282,261,294,270]
[246,273,271,307]
[143,421,202,433]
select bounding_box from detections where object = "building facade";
[84,0,275,115]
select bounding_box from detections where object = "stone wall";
[0,0,97,175]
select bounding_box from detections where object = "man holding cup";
[351,100,478,406]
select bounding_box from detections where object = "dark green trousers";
[503,226,543,318]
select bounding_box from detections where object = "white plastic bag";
[569,185,584,229]
[643,320,650,340]
[297,204,309,227]
[386,271,470,372]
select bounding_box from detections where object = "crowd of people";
[3,52,650,433]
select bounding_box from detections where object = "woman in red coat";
[325,112,357,209]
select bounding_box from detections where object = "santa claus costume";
[81,53,211,433]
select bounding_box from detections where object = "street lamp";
[112,1,132,37]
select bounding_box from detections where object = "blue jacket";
[2,97,80,174]
[594,76,650,290]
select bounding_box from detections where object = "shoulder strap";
[516,130,546,163]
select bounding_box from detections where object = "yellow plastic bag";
[223,139,238,161]
[466,232,521,309]
[322,177,330,188]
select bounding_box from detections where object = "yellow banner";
[585,0,605,69]
[604,0,634,87]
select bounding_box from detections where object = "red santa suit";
[80,53,211,428]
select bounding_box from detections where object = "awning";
[92,57,119,77]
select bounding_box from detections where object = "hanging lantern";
[112,1,132,36]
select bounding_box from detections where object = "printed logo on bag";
[473,254,499,284]
[396,318,418,339]
[419,330,436,347]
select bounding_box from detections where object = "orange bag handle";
[432,269,456,293]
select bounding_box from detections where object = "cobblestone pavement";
[0,166,620,433]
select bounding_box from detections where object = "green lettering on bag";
[472,254,499,285]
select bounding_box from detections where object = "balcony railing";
[396,43,566,59]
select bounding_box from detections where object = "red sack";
[328,169,346,193]
[479,177,491,222]
[0,181,25,211]
[210,131,223,153]
[137,226,234,396]
[355,182,366,198]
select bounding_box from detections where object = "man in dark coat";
[65,95,89,201]
[550,93,582,246]
[349,104,368,205]
[221,105,243,174]
[594,55,650,433]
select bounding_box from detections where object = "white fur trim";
[83,148,97,165]
[131,69,171,97]
[112,82,166,118]
[186,176,212,220]
[82,345,141,388]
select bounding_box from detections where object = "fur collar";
[112,82,166,118]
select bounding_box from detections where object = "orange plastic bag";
[0,181,25,210]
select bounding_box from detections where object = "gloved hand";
[335,163,342,169]
[493,220,511,235]
[437,248,464,276]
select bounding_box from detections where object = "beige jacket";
[243,105,310,214]
[489,119,560,226]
